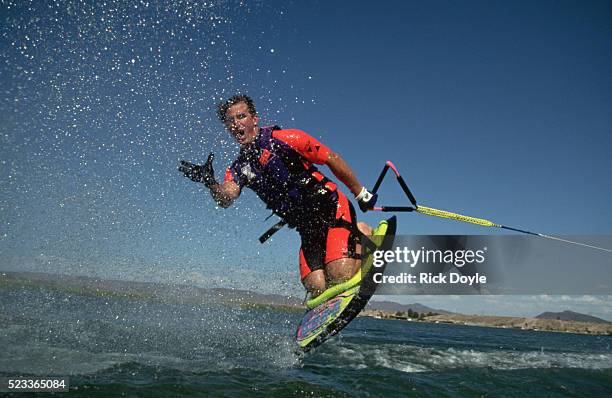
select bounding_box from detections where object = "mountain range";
[536,310,610,324]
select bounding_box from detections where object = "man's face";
[224,102,259,146]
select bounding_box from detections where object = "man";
[179,94,377,297]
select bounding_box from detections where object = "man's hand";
[356,186,377,212]
[179,152,217,188]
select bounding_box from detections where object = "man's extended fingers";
[205,153,214,164]
[179,160,195,172]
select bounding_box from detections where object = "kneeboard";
[295,216,397,352]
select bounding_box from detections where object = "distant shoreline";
[2,270,611,336]
[360,310,612,336]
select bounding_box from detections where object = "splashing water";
[1,0,313,296]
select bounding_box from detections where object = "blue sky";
[1,0,611,318]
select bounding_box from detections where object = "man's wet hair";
[217,94,257,123]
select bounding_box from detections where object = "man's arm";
[326,151,377,212]
[208,180,240,208]
[271,129,362,195]
[325,151,363,197]
[271,129,377,211]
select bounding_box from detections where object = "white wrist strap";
[355,186,372,201]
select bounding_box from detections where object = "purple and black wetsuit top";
[224,125,340,228]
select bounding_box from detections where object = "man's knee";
[325,258,360,284]
[303,269,326,297]
[357,221,372,236]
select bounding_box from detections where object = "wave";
[310,339,612,373]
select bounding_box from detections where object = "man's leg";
[299,240,329,297]
[300,190,374,296]
[324,221,373,284]
[302,221,372,295]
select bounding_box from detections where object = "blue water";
[1,275,611,397]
